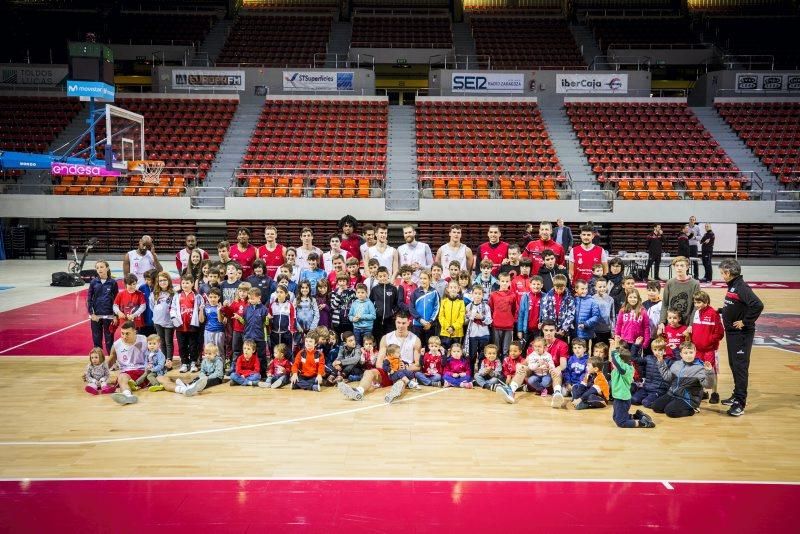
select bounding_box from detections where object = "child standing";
[295,280,320,340]
[572,279,600,343]
[614,290,650,360]
[609,342,656,427]
[346,257,364,289]
[631,337,671,408]
[409,270,441,347]
[246,259,273,305]
[564,338,589,397]
[664,308,689,359]
[87,260,118,354]
[315,278,332,328]
[84,347,113,395]
[473,259,499,298]
[516,275,543,350]
[474,344,503,391]
[299,253,326,296]
[370,267,400,342]
[592,277,615,346]
[643,280,663,348]
[260,343,291,389]
[199,287,226,360]
[396,265,417,311]
[230,339,261,386]
[540,274,576,339]
[268,286,296,355]
[175,275,202,373]
[149,271,176,364]
[114,274,147,332]
[430,263,448,297]
[137,269,158,337]
[464,285,492,372]
[243,287,270,372]
[653,341,715,418]
[488,272,518,357]
[438,280,466,350]
[348,283,377,346]
[571,356,610,410]
[442,343,472,388]
[222,282,251,369]
[690,290,724,404]
[331,274,356,337]
[332,331,364,382]
[415,335,444,387]
[291,333,325,391]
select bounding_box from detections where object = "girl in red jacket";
[689,291,725,404]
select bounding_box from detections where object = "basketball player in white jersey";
[435,224,474,272]
[123,235,162,286]
[175,234,208,273]
[368,224,399,279]
[295,226,323,272]
[337,311,422,403]
[397,224,433,283]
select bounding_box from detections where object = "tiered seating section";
[416,100,564,199]
[238,98,388,198]
[716,101,800,186]
[470,17,585,69]
[53,219,198,255]
[53,97,236,196]
[589,17,699,51]
[242,0,337,9]
[217,14,331,67]
[351,15,452,48]
[566,101,746,200]
[110,13,215,45]
[0,96,82,154]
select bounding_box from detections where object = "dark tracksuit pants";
[726,329,754,407]
[652,393,695,418]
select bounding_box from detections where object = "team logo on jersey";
[753,313,800,354]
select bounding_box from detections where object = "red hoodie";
[512,274,530,297]
[691,306,725,352]
[235,354,261,376]
[488,289,518,330]
[502,354,524,379]
[222,298,249,333]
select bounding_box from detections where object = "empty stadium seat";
[0,96,83,154]
[351,15,452,48]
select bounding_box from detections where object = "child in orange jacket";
[291,332,326,391]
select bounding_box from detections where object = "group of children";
[86,229,726,428]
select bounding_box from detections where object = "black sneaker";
[639,414,656,428]
[702,391,710,400]
[633,409,645,420]
[721,396,736,406]
[710,392,720,404]
[727,403,745,417]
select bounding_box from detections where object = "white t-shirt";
[295,246,322,272]
[323,249,349,274]
[397,241,433,282]
[113,335,148,372]
[384,330,420,365]
[127,250,156,285]
[437,243,468,271]
[368,244,397,272]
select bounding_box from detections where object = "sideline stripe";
[0,319,89,355]
[0,477,797,485]
[662,481,674,490]
[0,387,448,446]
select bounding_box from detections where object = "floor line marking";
[662,481,674,490]
[0,477,798,485]
[0,319,89,355]
[0,387,448,446]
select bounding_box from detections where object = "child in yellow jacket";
[438,280,465,349]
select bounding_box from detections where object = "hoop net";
[128,160,166,184]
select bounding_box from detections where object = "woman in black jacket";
[87,260,118,353]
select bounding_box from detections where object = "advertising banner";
[172,69,245,91]
[0,65,68,87]
[736,73,800,93]
[451,73,525,94]
[66,80,115,101]
[556,73,628,94]
[51,162,120,177]
[282,71,354,91]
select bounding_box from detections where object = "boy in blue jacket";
[243,287,269,373]
[348,283,377,346]
[564,338,589,397]
[540,274,575,338]
[573,279,601,342]
[631,337,671,408]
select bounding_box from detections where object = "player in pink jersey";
[567,224,609,285]
[523,221,564,274]
[229,227,257,279]
[257,225,287,279]
[477,224,509,277]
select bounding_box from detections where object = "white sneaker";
[408,379,421,390]
[497,384,515,404]
[338,381,363,401]
[384,380,406,404]
[179,364,188,373]
[176,378,187,388]
[189,362,198,373]
[175,384,187,394]
[552,390,565,409]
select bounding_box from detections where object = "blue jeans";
[230,372,261,385]
[443,373,470,386]
[613,398,636,428]
[389,369,414,383]
[475,374,499,390]
[414,372,441,386]
[526,373,552,392]
[294,375,318,390]
[353,327,372,346]
[468,335,490,369]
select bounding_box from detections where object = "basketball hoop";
[128,160,165,184]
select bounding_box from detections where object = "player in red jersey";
[257,225,287,279]
[477,224,509,277]
[567,224,608,286]
[229,227,257,279]
[523,221,564,274]
[338,214,364,262]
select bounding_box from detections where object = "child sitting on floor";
[332,331,364,383]
[84,347,113,395]
[261,343,291,389]
[631,337,671,408]
[474,344,503,391]
[416,335,445,387]
[652,341,714,418]
[571,356,610,410]
[442,343,472,388]
[564,338,589,398]
[138,334,167,389]
[230,339,261,386]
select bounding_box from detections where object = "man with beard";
[229,227,257,279]
[175,234,208,273]
[567,224,608,286]
[338,214,364,262]
[123,235,162,286]
[523,221,565,274]
[477,225,509,277]
[397,224,433,283]
[257,225,287,279]
[359,224,377,268]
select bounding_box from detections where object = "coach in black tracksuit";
[718,259,764,417]
[645,224,664,281]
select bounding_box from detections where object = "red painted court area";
[0,479,794,531]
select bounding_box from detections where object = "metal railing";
[775,190,800,213]
[614,188,773,201]
[350,41,453,49]
[312,52,375,70]
[0,182,189,196]
[229,184,384,198]
[420,187,573,200]
[191,186,227,209]
[592,55,651,70]
[608,42,715,51]
[437,54,492,70]
[594,170,763,190]
[578,189,614,212]
[721,54,775,70]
